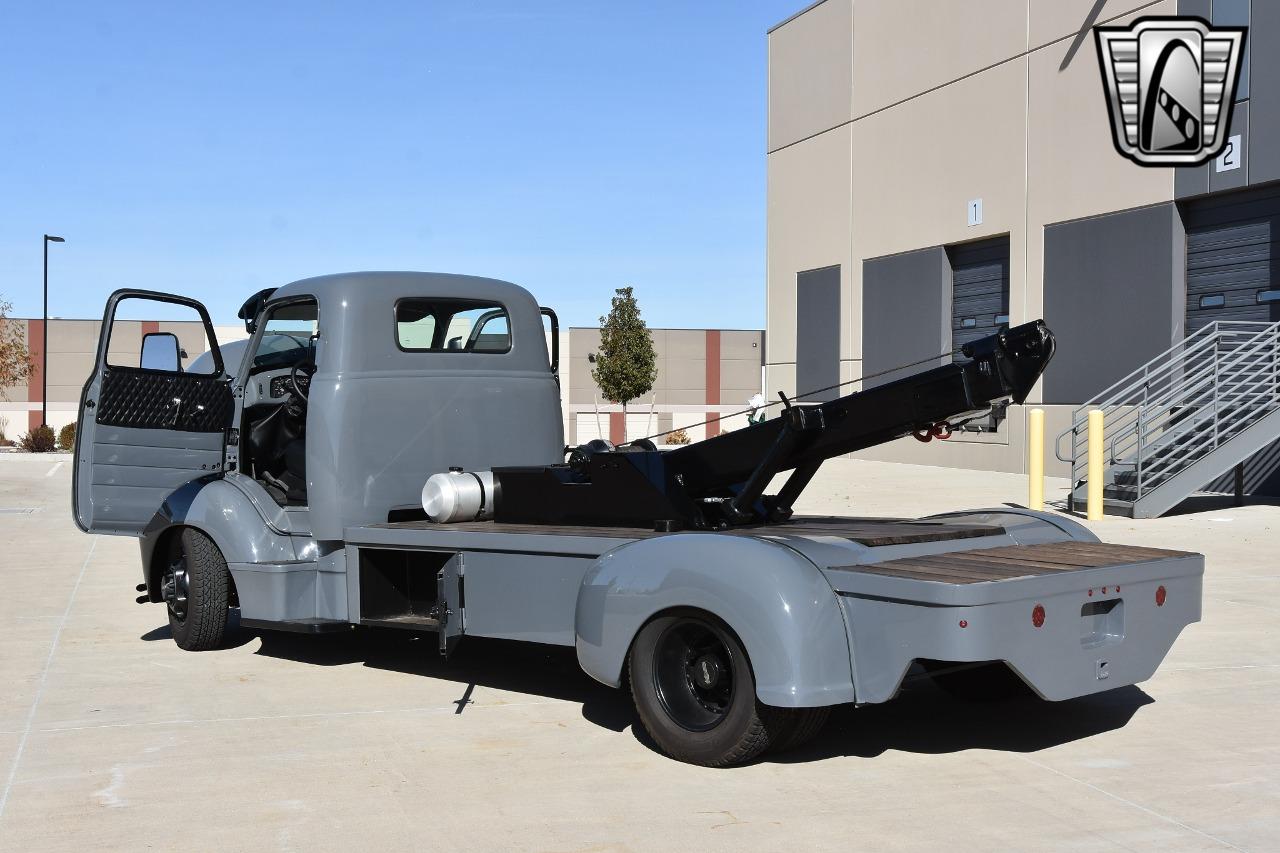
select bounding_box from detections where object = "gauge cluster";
[270,373,309,398]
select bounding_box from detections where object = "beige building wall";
[766,0,1179,475]
[565,327,764,445]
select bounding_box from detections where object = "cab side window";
[395,299,511,353]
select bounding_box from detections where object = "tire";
[923,661,1030,702]
[163,528,231,652]
[767,706,832,755]
[628,612,789,767]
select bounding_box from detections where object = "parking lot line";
[0,537,96,824]
[1017,754,1247,852]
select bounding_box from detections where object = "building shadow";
[1163,492,1280,517]
[244,625,1152,761]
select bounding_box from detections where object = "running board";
[240,617,352,634]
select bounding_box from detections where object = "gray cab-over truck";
[73,272,1203,766]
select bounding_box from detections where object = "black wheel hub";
[162,557,190,623]
[689,654,723,690]
[652,618,735,732]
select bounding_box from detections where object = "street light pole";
[42,234,65,428]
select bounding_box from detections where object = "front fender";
[139,477,301,600]
[575,533,855,708]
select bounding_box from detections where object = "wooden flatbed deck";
[369,516,1003,548]
[855,541,1196,584]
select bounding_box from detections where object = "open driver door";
[73,289,235,535]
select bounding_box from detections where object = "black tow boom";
[493,320,1056,530]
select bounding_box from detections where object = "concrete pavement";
[0,452,1276,851]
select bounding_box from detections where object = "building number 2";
[1217,135,1241,173]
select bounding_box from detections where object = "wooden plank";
[853,560,1033,583]
[862,541,1198,584]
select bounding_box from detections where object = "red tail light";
[1156,585,1167,607]
[1032,604,1046,628]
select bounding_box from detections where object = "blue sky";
[1,1,800,329]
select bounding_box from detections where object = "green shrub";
[57,422,76,451]
[19,424,55,453]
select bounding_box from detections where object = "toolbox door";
[73,289,234,535]
[437,553,466,656]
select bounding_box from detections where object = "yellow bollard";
[1027,408,1044,511]
[1087,409,1105,520]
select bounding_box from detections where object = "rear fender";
[139,477,301,601]
[575,533,855,708]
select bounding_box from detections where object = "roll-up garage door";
[1185,185,1280,334]
[947,236,1009,361]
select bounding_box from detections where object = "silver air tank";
[421,468,497,523]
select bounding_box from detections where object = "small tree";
[0,296,34,401]
[591,287,657,438]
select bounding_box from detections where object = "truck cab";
[74,272,563,629]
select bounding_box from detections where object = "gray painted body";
[1042,203,1185,404]
[78,274,1201,713]
[342,508,1201,708]
[260,273,564,542]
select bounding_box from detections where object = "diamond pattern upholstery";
[97,368,233,433]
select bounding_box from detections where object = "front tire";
[628,612,789,767]
[163,529,230,651]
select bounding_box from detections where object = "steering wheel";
[290,360,315,403]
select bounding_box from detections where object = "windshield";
[251,300,318,372]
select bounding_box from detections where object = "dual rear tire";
[628,612,829,767]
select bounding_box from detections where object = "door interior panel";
[97,368,233,432]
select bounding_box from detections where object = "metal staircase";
[1055,321,1280,518]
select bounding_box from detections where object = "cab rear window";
[395,299,511,353]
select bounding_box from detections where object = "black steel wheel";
[629,611,789,766]
[165,528,231,651]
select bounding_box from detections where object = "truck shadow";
[244,624,1153,761]
[248,626,639,732]
[767,681,1153,763]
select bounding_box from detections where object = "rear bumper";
[836,555,1203,703]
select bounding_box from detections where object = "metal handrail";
[1052,323,1255,462]
[1055,320,1280,510]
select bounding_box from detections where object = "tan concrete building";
[0,317,762,448]
[767,0,1277,478]
[562,327,765,446]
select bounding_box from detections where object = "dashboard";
[243,368,309,407]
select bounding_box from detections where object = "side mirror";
[140,332,182,372]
